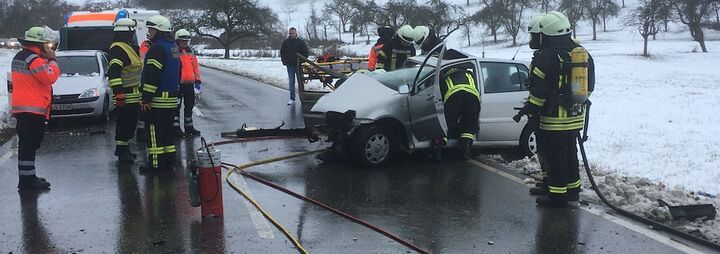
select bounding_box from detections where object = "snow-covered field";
[201,0,720,197]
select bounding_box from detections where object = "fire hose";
[576,101,720,251]
[211,137,431,254]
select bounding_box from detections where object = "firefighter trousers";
[146,108,176,169]
[115,103,140,147]
[16,113,46,179]
[538,130,581,197]
[174,83,196,130]
[444,92,480,140]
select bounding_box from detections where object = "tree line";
[0,0,718,57]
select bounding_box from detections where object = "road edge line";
[227,172,276,239]
[468,159,705,254]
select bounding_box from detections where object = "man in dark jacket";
[280,27,309,105]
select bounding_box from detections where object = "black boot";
[460,138,472,160]
[536,194,568,207]
[317,148,339,162]
[185,126,201,136]
[174,127,186,138]
[529,182,548,196]
[18,176,51,190]
[114,146,134,163]
[567,188,581,202]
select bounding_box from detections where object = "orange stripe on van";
[68,13,117,23]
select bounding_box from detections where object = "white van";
[59,9,159,51]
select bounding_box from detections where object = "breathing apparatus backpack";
[556,46,590,115]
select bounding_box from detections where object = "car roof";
[410,50,527,67]
[57,50,103,57]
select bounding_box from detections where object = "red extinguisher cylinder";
[197,146,223,217]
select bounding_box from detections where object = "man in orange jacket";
[173,29,201,137]
[11,27,60,190]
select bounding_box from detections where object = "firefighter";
[525,13,551,196]
[108,18,143,163]
[413,26,442,55]
[367,26,394,71]
[139,15,182,172]
[11,27,60,190]
[173,28,202,137]
[136,38,153,143]
[516,11,595,207]
[375,25,416,72]
[441,67,480,160]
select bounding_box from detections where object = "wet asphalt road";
[0,67,714,253]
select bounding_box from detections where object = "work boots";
[174,127,186,138]
[114,146,135,163]
[18,176,50,190]
[460,138,472,160]
[567,188,581,202]
[529,182,549,196]
[185,126,201,136]
[536,194,567,207]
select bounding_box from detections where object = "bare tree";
[560,0,590,38]
[473,0,505,42]
[627,0,661,56]
[350,0,375,44]
[500,0,532,46]
[600,0,620,31]
[172,0,279,59]
[324,0,358,33]
[321,11,336,41]
[406,0,466,40]
[673,0,713,52]
[587,0,619,40]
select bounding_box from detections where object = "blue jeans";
[286,66,297,100]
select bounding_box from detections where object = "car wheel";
[519,123,538,157]
[352,124,394,168]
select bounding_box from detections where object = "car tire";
[519,123,538,158]
[352,124,394,168]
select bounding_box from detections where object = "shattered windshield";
[373,65,435,91]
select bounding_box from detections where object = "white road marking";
[192,106,204,117]
[227,173,275,239]
[468,159,705,254]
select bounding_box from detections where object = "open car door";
[407,42,448,148]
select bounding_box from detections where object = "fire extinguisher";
[188,137,224,217]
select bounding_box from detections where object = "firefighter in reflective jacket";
[441,67,480,160]
[11,27,60,190]
[375,25,416,72]
[139,15,181,172]
[173,29,202,137]
[516,11,595,207]
[108,18,143,163]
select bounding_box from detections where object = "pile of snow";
[491,154,720,245]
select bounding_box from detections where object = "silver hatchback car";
[50,50,113,122]
[308,44,535,167]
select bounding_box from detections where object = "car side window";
[481,63,527,93]
[100,54,109,74]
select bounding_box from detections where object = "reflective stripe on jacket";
[108,42,142,104]
[11,47,60,119]
[442,69,479,102]
[179,47,201,84]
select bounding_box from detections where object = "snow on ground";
[0,49,16,129]
[489,154,720,244]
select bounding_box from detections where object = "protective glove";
[114,93,126,107]
[513,108,527,123]
[140,103,151,112]
[194,81,201,94]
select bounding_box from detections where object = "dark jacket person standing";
[280,27,309,105]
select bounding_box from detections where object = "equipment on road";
[658,199,717,221]
[220,122,320,142]
[189,138,224,217]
